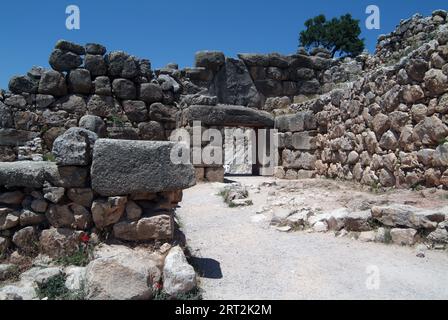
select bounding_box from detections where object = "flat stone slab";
[91,139,196,196]
[0,161,86,188]
[275,111,317,132]
[0,129,39,146]
[178,104,274,128]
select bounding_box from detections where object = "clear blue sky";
[0,0,446,89]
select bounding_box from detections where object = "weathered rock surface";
[52,127,98,166]
[390,228,417,245]
[20,266,63,286]
[0,129,38,146]
[91,196,127,229]
[275,111,316,132]
[0,190,24,204]
[210,57,263,108]
[113,213,173,241]
[0,264,16,281]
[195,51,225,72]
[179,104,274,128]
[39,228,80,258]
[0,280,37,300]
[163,246,197,296]
[64,266,86,291]
[85,245,160,300]
[371,205,445,229]
[0,209,19,231]
[67,188,93,207]
[91,139,196,196]
[0,162,86,188]
[8,75,38,94]
[12,226,38,253]
[38,70,67,96]
[78,115,106,138]
[139,83,163,104]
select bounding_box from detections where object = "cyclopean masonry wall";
[183,49,365,111]
[1,41,182,162]
[275,11,448,189]
[0,36,364,181]
[0,10,447,299]
[0,127,195,259]
[1,11,448,191]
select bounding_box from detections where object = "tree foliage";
[299,14,365,58]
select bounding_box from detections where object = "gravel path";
[176,176,448,300]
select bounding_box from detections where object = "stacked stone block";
[0,129,195,258]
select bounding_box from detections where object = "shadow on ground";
[189,257,223,279]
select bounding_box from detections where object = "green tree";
[299,13,365,58]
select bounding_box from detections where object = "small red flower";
[80,233,90,243]
[154,282,163,290]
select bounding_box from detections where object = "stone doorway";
[224,127,255,176]
[177,104,275,182]
[224,126,275,177]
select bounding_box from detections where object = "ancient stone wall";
[0,128,195,258]
[374,11,448,67]
[184,50,365,111]
[0,41,182,162]
[275,11,448,189]
[1,11,448,194]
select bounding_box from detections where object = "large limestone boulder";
[0,280,37,300]
[163,246,197,296]
[427,222,448,244]
[49,49,83,72]
[209,57,264,108]
[91,139,196,196]
[139,83,163,104]
[78,115,106,137]
[68,68,92,94]
[55,40,86,55]
[0,209,20,231]
[65,266,86,291]
[371,205,445,229]
[0,129,39,146]
[390,228,417,246]
[20,266,63,286]
[39,228,81,258]
[0,162,88,188]
[91,196,127,229]
[179,104,274,128]
[275,111,317,132]
[38,70,68,96]
[412,116,448,145]
[0,162,59,188]
[107,51,139,79]
[424,68,448,95]
[8,75,38,94]
[113,214,173,241]
[85,245,160,300]
[12,226,39,253]
[52,127,98,166]
[195,51,225,72]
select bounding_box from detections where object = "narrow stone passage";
[177,176,448,300]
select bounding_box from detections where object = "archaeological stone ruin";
[1,10,448,300]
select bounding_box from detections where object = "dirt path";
[176,176,448,300]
